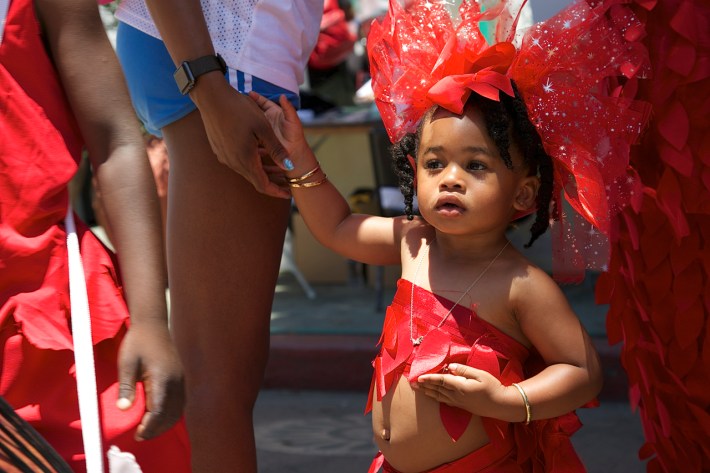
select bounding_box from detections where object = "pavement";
[256,264,648,472]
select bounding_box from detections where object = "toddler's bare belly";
[371,375,490,473]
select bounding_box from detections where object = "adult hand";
[190,74,293,199]
[117,321,185,441]
[414,363,508,417]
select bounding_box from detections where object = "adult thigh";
[161,110,290,471]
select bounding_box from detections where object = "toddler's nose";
[440,165,464,189]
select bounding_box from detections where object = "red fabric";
[367,280,587,472]
[426,42,516,112]
[596,0,710,470]
[308,0,357,70]
[0,0,190,470]
[367,0,651,282]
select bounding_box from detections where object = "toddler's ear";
[514,176,540,212]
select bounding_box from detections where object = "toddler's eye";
[424,159,443,170]
[467,161,486,171]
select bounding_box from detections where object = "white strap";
[0,0,10,47]
[65,204,105,473]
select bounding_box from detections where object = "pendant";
[413,336,424,346]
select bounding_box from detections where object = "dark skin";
[255,94,603,472]
[142,0,292,198]
[34,0,184,441]
[131,2,294,471]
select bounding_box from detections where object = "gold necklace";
[409,240,510,346]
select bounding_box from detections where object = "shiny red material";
[367,0,651,282]
[426,42,516,113]
[0,0,190,471]
[596,0,710,470]
[367,280,588,472]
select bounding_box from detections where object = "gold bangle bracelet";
[289,175,328,188]
[287,164,321,184]
[511,382,531,425]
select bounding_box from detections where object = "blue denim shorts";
[116,22,300,137]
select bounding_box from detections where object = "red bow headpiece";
[367,0,651,282]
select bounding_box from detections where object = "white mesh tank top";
[116,0,323,92]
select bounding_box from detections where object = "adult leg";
[162,110,289,473]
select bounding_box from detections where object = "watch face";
[173,62,195,95]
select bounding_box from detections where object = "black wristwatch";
[173,54,228,95]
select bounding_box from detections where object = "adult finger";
[116,356,138,410]
[257,120,294,172]
[245,150,291,198]
[261,177,292,199]
[136,409,180,441]
[248,90,272,111]
[136,376,183,441]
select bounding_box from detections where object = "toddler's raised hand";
[249,92,309,159]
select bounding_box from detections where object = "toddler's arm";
[251,93,405,266]
[416,266,602,424]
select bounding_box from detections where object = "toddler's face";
[414,106,538,237]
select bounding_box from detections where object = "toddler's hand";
[415,363,507,417]
[249,92,309,159]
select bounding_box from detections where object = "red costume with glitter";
[0,0,190,470]
[365,0,652,471]
[367,0,650,283]
[366,280,588,473]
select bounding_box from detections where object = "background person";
[0,0,189,470]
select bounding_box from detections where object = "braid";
[504,84,555,248]
[391,132,417,220]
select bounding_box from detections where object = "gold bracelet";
[289,175,328,188]
[511,382,531,425]
[287,164,321,184]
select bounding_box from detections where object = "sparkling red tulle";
[595,0,710,470]
[367,0,651,283]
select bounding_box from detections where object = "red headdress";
[367,0,651,282]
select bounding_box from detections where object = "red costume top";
[367,279,589,472]
[0,0,190,470]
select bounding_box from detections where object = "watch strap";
[188,54,227,78]
[174,54,227,95]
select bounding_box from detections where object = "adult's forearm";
[95,145,169,324]
[143,0,214,65]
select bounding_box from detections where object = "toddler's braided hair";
[390,82,555,247]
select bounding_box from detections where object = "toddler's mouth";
[436,201,465,215]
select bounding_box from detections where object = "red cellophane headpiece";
[367,0,651,282]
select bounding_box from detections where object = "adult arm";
[36,0,184,440]
[142,0,292,198]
